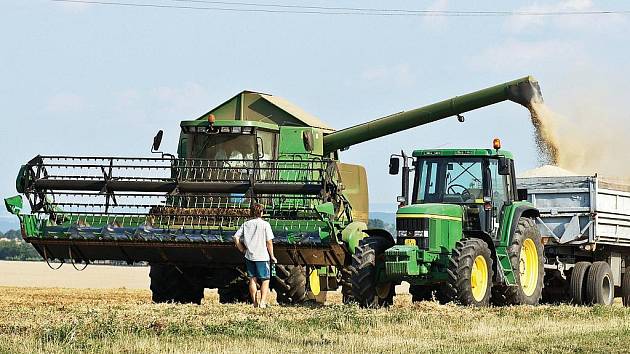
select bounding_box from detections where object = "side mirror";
[517,188,529,201]
[498,156,510,175]
[152,130,164,152]
[389,157,400,175]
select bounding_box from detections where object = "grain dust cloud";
[527,101,630,177]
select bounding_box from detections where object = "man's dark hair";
[251,203,264,218]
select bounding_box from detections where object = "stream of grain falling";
[527,102,630,177]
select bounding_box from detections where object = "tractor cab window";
[414,158,484,204]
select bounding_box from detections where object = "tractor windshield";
[413,157,485,204]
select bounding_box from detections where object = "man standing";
[234,203,277,308]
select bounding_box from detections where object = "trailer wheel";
[439,238,493,306]
[494,217,544,305]
[410,285,434,302]
[149,264,204,305]
[569,262,591,305]
[622,272,630,307]
[350,235,395,308]
[273,265,307,304]
[586,261,614,305]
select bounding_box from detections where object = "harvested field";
[1,286,630,353]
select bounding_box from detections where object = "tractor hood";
[396,203,463,221]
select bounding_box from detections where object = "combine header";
[6,77,543,304]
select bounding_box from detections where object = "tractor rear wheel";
[586,261,614,305]
[149,264,204,304]
[493,217,544,305]
[340,266,354,304]
[273,265,307,304]
[350,235,395,308]
[622,272,630,307]
[569,262,591,305]
[439,238,493,306]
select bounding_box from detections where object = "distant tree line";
[368,219,395,235]
[0,229,22,240]
[0,229,41,261]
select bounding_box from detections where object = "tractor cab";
[390,139,519,242]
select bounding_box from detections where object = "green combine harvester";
[356,142,544,307]
[5,76,543,305]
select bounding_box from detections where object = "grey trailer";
[517,175,630,306]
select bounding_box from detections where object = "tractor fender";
[363,229,396,246]
[341,221,368,255]
[506,204,540,244]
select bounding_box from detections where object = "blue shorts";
[245,259,271,280]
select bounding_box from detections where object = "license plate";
[404,239,416,246]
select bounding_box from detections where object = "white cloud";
[361,64,414,87]
[56,1,92,13]
[468,39,584,72]
[422,0,449,29]
[45,93,86,113]
[508,0,626,33]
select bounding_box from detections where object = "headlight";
[397,230,407,238]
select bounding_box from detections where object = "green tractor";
[352,141,544,307]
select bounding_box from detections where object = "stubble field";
[1,286,630,353]
[1,262,630,353]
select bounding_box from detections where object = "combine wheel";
[350,235,395,308]
[569,262,591,305]
[493,217,544,305]
[218,275,250,304]
[410,285,434,302]
[273,265,307,304]
[439,238,493,306]
[622,272,630,307]
[149,264,204,304]
[585,261,614,305]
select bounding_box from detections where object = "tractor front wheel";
[493,217,544,305]
[350,235,395,308]
[149,264,204,304]
[439,238,493,306]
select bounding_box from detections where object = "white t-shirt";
[234,218,274,261]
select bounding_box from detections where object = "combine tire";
[622,272,630,307]
[493,217,544,305]
[350,235,395,308]
[410,285,434,302]
[439,238,493,306]
[149,264,204,304]
[569,262,591,305]
[586,261,614,305]
[273,265,307,304]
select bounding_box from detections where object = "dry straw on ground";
[1,287,629,353]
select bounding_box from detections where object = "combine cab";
[6,78,544,304]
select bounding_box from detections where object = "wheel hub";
[519,238,538,297]
[471,255,488,301]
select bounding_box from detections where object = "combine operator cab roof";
[413,148,514,160]
[180,90,335,132]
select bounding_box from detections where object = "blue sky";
[1,0,629,227]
